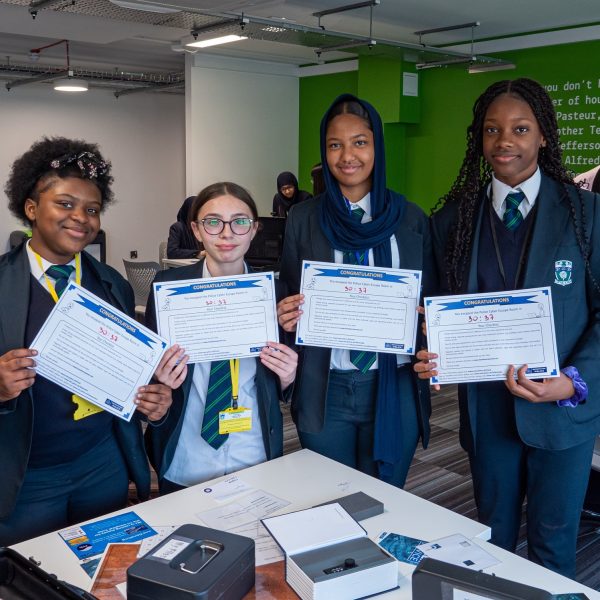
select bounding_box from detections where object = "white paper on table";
[200,475,254,502]
[31,282,168,421]
[195,490,290,566]
[116,582,127,598]
[417,533,500,570]
[424,287,560,385]
[228,520,284,566]
[296,260,422,354]
[153,272,278,363]
[137,526,177,557]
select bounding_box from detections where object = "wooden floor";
[281,386,600,591]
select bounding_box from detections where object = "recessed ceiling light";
[185,34,248,49]
[53,78,89,92]
[109,0,181,14]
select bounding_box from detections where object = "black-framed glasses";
[197,217,254,235]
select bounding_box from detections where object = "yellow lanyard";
[229,358,240,409]
[33,250,81,303]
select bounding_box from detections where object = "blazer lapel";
[0,246,31,350]
[522,176,571,287]
[467,201,486,293]
[309,207,334,262]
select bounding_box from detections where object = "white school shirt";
[164,262,267,487]
[490,167,541,220]
[330,192,410,370]
[26,240,77,288]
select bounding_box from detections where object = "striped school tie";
[503,191,525,231]
[343,206,376,373]
[46,264,75,297]
[201,360,232,450]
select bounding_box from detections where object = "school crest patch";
[554,260,572,286]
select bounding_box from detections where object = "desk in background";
[162,257,199,269]
[12,450,599,598]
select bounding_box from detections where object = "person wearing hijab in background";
[167,196,202,259]
[271,172,312,218]
[277,94,433,488]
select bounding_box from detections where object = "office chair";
[122,259,160,320]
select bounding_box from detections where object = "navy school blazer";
[0,244,150,519]
[431,174,600,451]
[144,260,284,480]
[278,194,434,447]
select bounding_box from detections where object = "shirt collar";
[491,167,541,213]
[26,239,77,283]
[202,260,248,278]
[345,192,371,216]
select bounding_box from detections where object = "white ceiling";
[0,0,598,74]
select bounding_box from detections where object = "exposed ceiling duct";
[0,0,518,94]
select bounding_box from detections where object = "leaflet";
[31,283,167,421]
[153,272,279,363]
[296,260,421,354]
[424,287,560,384]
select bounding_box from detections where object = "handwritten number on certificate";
[467,314,493,323]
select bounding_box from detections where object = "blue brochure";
[378,532,428,565]
[58,511,156,560]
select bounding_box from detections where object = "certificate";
[424,287,560,384]
[31,283,167,421]
[296,261,422,354]
[153,272,279,363]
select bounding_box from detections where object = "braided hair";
[435,78,591,292]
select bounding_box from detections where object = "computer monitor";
[245,217,286,272]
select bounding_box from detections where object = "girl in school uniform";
[415,78,600,578]
[0,137,174,545]
[277,94,433,488]
[145,182,298,494]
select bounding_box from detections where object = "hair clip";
[49,151,109,179]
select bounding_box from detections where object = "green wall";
[299,38,600,211]
[298,69,358,191]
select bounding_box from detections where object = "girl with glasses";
[146,182,298,494]
[277,94,434,488]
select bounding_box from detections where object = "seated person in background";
[146,182,298,495]
[167,196,202,259]
[574,165,600,193]
[271,171,312,217]
[0,136,176,546]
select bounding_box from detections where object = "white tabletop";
[162,257,199,269]
[12,449,599,598]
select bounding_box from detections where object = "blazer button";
[270,428,274,434]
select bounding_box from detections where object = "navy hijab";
[318,93,408,480]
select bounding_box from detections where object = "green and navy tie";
[46,264,75,297]
[343,206,376,373]
[503,191,525,231]
[201,360,232,450]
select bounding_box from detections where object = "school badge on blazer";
[554,260,573,286]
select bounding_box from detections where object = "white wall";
[186,54,299,216]
[0,84,185,273]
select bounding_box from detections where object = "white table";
[12,449,599,598]
[161,257,199,269]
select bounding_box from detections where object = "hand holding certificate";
[31,283,168,421]
[424,287,560,385]
[296,261,422,354]
[153,272,279,363]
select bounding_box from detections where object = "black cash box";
[127,524,255,600]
